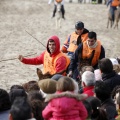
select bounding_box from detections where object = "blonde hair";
[56,76,75,92]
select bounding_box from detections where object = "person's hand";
[18,55,24,61]
[67,71,73,77]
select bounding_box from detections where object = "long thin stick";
[0,53,37,62]
[25,30,46,48]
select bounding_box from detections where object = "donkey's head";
[36,68,52,80]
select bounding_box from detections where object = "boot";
[52,5,56,18]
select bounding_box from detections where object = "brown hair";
[56,76,75,92]
[113,65,120,74]
[80,65,94,75]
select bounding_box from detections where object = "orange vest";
[55,0,62,3]
[43,51,70,75]
[82,40,101,66]
[67,32,88,52]
[111,0,120,6]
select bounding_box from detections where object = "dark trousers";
[53,4,65,18]
[110,6,117,22]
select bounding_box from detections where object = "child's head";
[56,76,75,92]
[82,100,92,119]
[80,65,94,75]
[85,96,108,120]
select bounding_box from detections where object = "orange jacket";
[62,32,88,53]
[55,0,62,3]
[111,0,120,6]
[82,40,101,66]
[43,51,70,75]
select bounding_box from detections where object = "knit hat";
[82,71,95,86]
[38,79,57,94]
[110,58,119,65]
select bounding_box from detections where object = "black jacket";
[101,98,117,120]
[68,42,105,71]
[102,71,120,92]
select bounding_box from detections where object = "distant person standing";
[48,0,65,19]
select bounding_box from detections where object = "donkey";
[36,68,67,80]
[55,2,62,28]
[114,6,120,29]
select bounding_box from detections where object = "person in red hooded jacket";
[18,35,70,80]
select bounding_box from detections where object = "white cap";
[110,58,119,65]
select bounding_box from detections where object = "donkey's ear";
[37,68,42,73]
[36,68,43,80]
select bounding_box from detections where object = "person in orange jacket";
[61,21,89,59]
[67,31,105,81]
[18,35,70,80]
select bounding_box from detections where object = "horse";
[55,2,62,28]
[114,6,120,29]
[107,6,120,28]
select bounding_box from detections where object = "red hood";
[47,35,60,56]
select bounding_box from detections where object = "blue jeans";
[51,74,63,81]
[110,6,117,22]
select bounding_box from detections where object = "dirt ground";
[0,0,120,91]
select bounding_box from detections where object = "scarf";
[87,41,98,48]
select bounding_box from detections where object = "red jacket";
[42,91,88,120]
[83,86,94,97]
[22,36,68,74]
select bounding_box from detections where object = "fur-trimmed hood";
[45,91,88,102]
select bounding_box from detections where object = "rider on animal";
[107,0,120,22]
[48,0,65,19]
[18,35,70,80]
